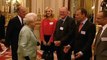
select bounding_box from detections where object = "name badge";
[60,27,64,30]
[49,22,53,25]
[101,37,107,41]
[81,31,86,35]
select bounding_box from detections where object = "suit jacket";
[74,20,96,58]
[95,27,107,60]
[5,16,23,47]
[0,15,5,39]
[54,16,76,46]
[17,25,38,60]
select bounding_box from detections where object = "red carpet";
[0,43,11,60]
[0,50,11,60]
[0,43,57,60]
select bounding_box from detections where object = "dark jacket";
[5,16,23,60]
[54,16,76,46]
[0,15,5,39]
[74,20,96,59]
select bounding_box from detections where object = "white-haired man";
[5,5,27,60]
[17,13,39,60]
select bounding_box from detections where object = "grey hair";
[23,13,37,25]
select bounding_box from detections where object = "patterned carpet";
[0,43,12,60]
[0,43,57,60]
[0,42,94,60]
[0,50,11,60]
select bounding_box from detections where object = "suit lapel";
[16,16,23,26]
[78,20,89,32]
[96,27,107,47]
[60,16,69,29]
[63,16,69,25]
[101,27,107,37]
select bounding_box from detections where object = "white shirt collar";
[61,16,67,22]
[102,24,107,30]
[101,24,107,35]
[18,15,23,24]
[81,18,88,25]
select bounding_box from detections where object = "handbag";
[42,51,53,60]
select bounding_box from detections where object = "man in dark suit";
[5,5,27,60]
[53,7,76,60]
[94,11,107,60]
[73,8,96,60]
[0,11,5,40]
[0,10,5,51]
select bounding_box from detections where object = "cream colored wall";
[84,0,93,14]
[0,0,6,12]
[70,0,80,17]
[31,0,63,18]
[98,0,103,12]
[65,0,68,8]
[0,0,2,10]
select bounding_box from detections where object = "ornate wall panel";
[70,0,80,17]
[31,0,63,18]
[98,0,103,12]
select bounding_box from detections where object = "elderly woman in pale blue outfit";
[17,13,38,60]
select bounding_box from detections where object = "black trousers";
[75,55,91,60]
[11,44,18,60]
[55,46,71,60]
[41,35,54,60]
[94,55,96,60]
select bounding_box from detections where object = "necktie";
[61,19,64,23]
[60,19,64,26]
[78,23,83,32]
[94,27,103,54]
[96,27,103,40]
[21,18,24,25]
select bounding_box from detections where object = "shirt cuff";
[79,51,83,55]
[67,44,71,47]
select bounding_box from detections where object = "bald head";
[59,7,68,12]
[59,7,68,19]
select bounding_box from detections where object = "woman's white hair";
[23,13,37,24]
